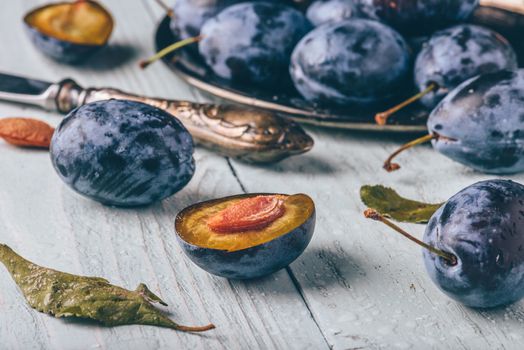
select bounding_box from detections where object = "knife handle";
[56,81,313,163]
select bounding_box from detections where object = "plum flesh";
[415,24,518,109]
[423,180,524,308]
[290,19,410,106]
[50,100,195,207]
[428,70,524,174]
[198,2,311,86]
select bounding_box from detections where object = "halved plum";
[175,193,315,279]
[23,0,113,63]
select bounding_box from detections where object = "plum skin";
[306,0,362,27]
[428,70,524,174]
[356,0,479,34]
[24,25,104,63]
[198,2,312,86]
[423,180,524,308]
[50,99,195,207]
[290,19,410,106]
[175,196,316,280]
[169,0,245,40]
[415,24,518,109]
[169,0,293,39]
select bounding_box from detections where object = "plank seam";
[226,159,332,350]
[226,158,247,193]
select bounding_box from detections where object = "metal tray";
[154,1,524,133]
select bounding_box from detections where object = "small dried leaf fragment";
[0,118,55,148]
[0,244,215,332]
[360,185,443,224]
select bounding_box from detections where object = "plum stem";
[364,209,457,265]
[139,36,203,69]
[383,133,436,172]
[154,0,174,18]
[375,83,438,126]
[174,323,216,332]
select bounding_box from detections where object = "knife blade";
[0,72,63,111]
[0,72,313,163]
[0,72,52,95]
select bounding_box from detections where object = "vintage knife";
[0,72,313,163]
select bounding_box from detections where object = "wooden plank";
[230,127,524,349]
[0,1,328,349]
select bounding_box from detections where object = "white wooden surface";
[1,1,524,349]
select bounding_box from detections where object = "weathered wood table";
[1,1,524,349]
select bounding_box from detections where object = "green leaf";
[360,185,443,224]
[0,244,214,332]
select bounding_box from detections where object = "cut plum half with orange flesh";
[23,0,113,63]
[175,193,316,279]
[24,0,113,45]
[207,196,285,233]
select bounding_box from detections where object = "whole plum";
[50,100,195,207]
[306,0,362,27]
[356,0,479,34]
[415,24,518,109]
[428,70,524,174]
[290,19,410,106]
[198,2,311,86]
[423,180,524,308]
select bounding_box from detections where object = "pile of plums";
[165,0,416,100]
[162,0,520,107]
[154,0,524,175]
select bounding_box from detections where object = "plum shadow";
[76,43,139,71]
